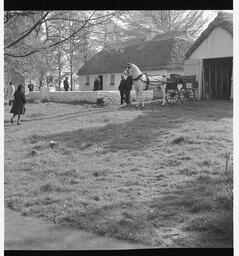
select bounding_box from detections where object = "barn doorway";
[98,75,103,90]
[203,57,232,100]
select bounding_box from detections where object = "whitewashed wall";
[27,91,41,100]
[27,87,154,104]
[78,69,184,92]
[184,59,203,99]
[78,73,122,91]
[184,27,233,100]
[189,27,233,59]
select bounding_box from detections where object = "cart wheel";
[180,88,195,103]
[179,88,187,103]
[188,88,195,100]
[193,89,199,100]
[188,88,196,100]
[165,88,180,104]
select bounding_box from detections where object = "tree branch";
[5,11,97,58]
[5,12,50,49]
[44,11,117,23]
[47,11,96,49]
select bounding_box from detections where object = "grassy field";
[4,99,233,247]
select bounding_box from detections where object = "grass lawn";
[4,99,233,247]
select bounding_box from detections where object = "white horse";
[123,63,167,108]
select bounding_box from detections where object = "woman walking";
[10,85,27,125]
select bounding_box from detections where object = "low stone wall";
[27,87,155,104]
[48,91,98,103]
[27,91,41,101]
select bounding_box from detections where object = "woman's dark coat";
[10,89,26,115]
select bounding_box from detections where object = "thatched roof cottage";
[77,31,193,91]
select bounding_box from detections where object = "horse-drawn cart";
[165,74,199,104]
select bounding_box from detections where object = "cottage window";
[85,75,89,85]
[110,74,115,85]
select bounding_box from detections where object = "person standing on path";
[10,85,27,125]
[118,75,126,105]
[125,75,133,105]
[64,77,69,91]
[5,81,15,106]
[93,77,99,91]
[28,81,34,92]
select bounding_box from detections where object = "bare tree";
[4,10,119,58]
[4,10,122,89]
[115,10,209,40]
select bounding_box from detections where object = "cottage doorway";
[202,57,232,100]
[98,75,103,90]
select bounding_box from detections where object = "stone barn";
[77,31,193,92]
[184,12,233,100]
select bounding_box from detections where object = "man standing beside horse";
[123,63,167,108]
[125,75,133,105]
[118,75,126,104]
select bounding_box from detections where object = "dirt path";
[4,207,146,250]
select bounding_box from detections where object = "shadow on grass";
[13,106,118,124]
[48,175,233,247]
[160,172,233,247]
[5,154,233,247]
[25,100,232,154]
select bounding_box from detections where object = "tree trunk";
[39,70,44,88]
[57,53,61,88]
[58,66,61,88]
[70,58,73,91]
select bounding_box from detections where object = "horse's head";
[123,62,141,78]
[123,62,133,76]
[161,75,167,83]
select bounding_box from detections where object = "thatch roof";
[185,12,233,60]
[77,32,192,75]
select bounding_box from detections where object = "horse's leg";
[135,89,140,108]
[161,83,166,106]
[140,90,144,108]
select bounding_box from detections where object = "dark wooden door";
[203,57,232,100]
[98,75,103,90]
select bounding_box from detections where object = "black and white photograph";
[3,6,235,253]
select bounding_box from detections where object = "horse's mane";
[130,63,141,75]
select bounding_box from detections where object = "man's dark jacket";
[118,78,126,91]
[64,79,69,90]
[125,76,133,91]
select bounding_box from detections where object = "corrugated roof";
[185,12,233,60]
[77,32,192,75]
